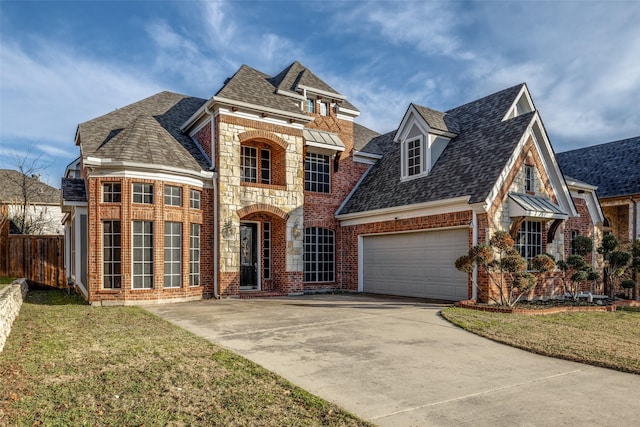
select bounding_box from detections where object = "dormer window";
[319,101,329,116]
[305,98,315,113]
[407,137,422,176]
[400,135,428,180]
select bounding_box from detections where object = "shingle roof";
[218,62,359,114]
[78,91,209,172]
[0,169,61,204]
[412,104,459,134]
[446,84,524,132]
[557,136,640,198]
[353,123,382,155]
[61,178,87,203]
[338,85,532,215]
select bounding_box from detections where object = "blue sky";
[1,0,639,187]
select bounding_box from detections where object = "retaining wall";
[0,278,28,352]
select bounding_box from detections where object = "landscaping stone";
[0,278,28,352]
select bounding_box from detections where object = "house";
[0,169,63,235]
[62,61,601,305]
[557,136,640,249]
[336,85,604,301]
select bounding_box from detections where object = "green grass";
[1,289,372,426]
[441,306,640,374]
[0,277,16,290]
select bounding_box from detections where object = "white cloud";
[1,39,162,145]
[336,1,474,60]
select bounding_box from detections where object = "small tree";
[556,235,593,299]
[598,235,632,298]
[631,241,640,300]
[455,231,555,307]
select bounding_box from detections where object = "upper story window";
[102,182,121,203]
[525,165,534,193]
[305,152,330,193]
[305,98,316,113]
[401,136,426,179]
[164,185,182,206]
[319,102,329,116]
[241,146,270,184]
[132,183,153,204]
[190,189,201,209]
[515,220,542,269]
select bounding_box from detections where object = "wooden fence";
[0,220,66,288]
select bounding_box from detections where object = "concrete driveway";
[145,294,640,426]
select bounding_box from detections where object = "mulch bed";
[455,299,622,315]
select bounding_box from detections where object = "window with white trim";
[516,220,542,268]
[103,183,121,203]
[241,146,257,182]
[305,98,315,113]
[165,185,182,206]
[319,101,329,116]
[407,138,422,176]
[260,149,270,183]
[133,183,153,204]
[525,165,534,193]
[190,190,201,209]
[103,220,121,289]
[304,227,335,282]
[164,222,182,288]
[132,220,153,289]
[241,146,270,184]
[305,152,330,193]
[190,224,201,286]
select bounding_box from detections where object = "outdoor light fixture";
[292,220,302,239]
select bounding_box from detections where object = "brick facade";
[85,176,212,304]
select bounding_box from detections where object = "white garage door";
[362,228,469,301]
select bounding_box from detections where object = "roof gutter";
[83,158,214,180]
[336,196,472,225]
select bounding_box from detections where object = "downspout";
[206,105,220,299]
[472,211,478,300]
[633,198,638,300]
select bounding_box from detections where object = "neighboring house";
[558,136,640,249]
[0,169,63,235]
[62,61,600,305]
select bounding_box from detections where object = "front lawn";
[0,290,371,426]
[441,307,640,374]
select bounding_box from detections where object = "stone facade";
[0,278,28,352]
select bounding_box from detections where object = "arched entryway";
[237,204,291,293]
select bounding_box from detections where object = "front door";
[240,223,258,289]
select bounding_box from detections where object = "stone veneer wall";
[216,116,305,295]
[0,278,28,352]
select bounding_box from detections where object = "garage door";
[362,229,469,301]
